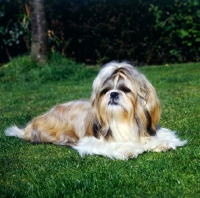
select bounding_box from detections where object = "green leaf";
[179,29,189,38]
[195,38,200,42]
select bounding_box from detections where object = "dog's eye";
[121,87,131,93]
[100,89,109,95]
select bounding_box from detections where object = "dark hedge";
[1,0,200,65]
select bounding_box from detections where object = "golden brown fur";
[23,100,93,145]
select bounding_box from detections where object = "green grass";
[0,55,200,197]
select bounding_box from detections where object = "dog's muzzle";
[108,92,119,105]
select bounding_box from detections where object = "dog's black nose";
[110,92,119,99]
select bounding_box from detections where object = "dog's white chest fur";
[108,120,139,143]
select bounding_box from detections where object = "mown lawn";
[0,55,200,197]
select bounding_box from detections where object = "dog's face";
[91,62,161,142]
[98,71,135,123]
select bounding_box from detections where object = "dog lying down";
[5,61,187,160]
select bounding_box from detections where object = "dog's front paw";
[152,142,176,152]
[113,142,144,160]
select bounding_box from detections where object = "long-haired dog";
[5,62,187,160]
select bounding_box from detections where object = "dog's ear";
[132,72,161,133]
[92,121,101,138]
[143,107,157,136]
[92,121,113,140]
[135,87,160,137]
[136,86,149,102]
[145,87,161,133]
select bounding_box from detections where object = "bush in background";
[1,0,200,65]
[149,0,200,64]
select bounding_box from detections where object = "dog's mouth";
[108,99,118,105]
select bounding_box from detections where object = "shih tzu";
[5,62,187,160]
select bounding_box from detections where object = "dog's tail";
[5,125,25,139]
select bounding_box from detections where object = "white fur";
[145,127,187,152]
[5,125,25,139]
[73,137,144,160]
[73,127,187,160]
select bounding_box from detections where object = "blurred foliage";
[0,0,31,63]
[0,0,200,65]
[149,0,200,63]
